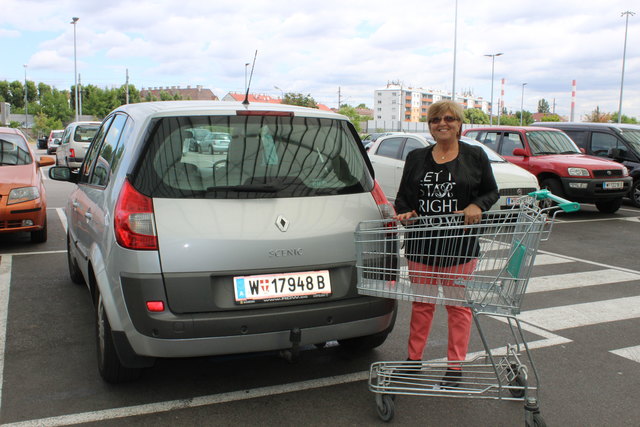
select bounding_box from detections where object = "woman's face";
[428,110,461,142]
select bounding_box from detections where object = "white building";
[370,83,490,131]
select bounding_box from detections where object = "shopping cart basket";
[354,190,579,425]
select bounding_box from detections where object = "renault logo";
[276,215,289,232]
[607,170,612,176]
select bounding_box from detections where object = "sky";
[1,0,639,120]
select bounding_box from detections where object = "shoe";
[440,368,462,388]
[393,358,422,376]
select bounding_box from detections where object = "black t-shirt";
[406,156,479,267]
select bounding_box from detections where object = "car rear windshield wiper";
[206,184,282,193]
[559,150,580,154]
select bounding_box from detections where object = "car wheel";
[96,292,141,383]
[540,178,564,209]
[30,217,47,243]
[67,233,85,285]
[595,198,622,214]
[338,330,389,353]
[630,180,640,208]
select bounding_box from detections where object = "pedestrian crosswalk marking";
[610,345,640,363]
[518,295,640,331]
[526,269,640,294]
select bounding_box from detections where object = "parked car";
[37,135,48,149]
[361,132,400,146]
[200,131,231,154]
[55,121,101,168]
[46,129,64,154]
[531,122,640,207]
[463,126,632,213]
[0,127,55,242]
[366,133,539,210]
[48,101,398,383]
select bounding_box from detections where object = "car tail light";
[70,148,76,158]
[371,181,396,219]
[146,301,165,312]
[236,110,294,117]
[114,179,158,250]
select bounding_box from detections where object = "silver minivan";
[55,121,101,168]
[49,101,397,383]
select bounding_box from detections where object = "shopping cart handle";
[528,189,581,212]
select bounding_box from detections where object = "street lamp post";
[71,17,79,122]
[520,83,527,126]
[244,62,250,93]
[23,64,28,129]
[484,53,503,125]
[618,11,635,123]
[274,85,284,99]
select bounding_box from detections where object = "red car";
[0,127,55,242]
[463,126,632,213]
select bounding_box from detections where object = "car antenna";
[242,50,258,105]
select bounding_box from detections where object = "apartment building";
[373,83,490,123]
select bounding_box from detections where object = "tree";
[537,98,550,113]
[33,112,63,138]
[337,105,366,132]
[583,106,611,123]
[540,114,562,122]
[9,81,24,108]
[609,112,638,124]
[282,93,318,109]
[464,108,489,125]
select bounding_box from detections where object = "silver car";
[55,121,101,168]
[49,101,397,383]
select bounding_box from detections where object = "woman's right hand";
[394,210,417,222]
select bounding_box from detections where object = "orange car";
[0,127,55,242]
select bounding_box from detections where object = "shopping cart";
[354,190,579,426]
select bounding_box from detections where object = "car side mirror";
[579,147,586,154]
[37,156,55,167]
[512,148,528,157]
[49,166,79,183]
[608,147,626,160]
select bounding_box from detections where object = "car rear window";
[0,133,32,165]
[133,115,372,199]
[73,125,100,142]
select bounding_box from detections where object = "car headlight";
[622,166,629,176]
[7,186,40,205]
[568,168,589,177]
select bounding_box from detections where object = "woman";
[394,100,498,387]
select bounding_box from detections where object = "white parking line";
[0,255,12,415]
[56,208,67,235]
[527,269,640,294]
[610,345,640,363]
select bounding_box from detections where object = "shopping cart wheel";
[509,374,527,398]
[375,394,395,422]
[525,412,546,427]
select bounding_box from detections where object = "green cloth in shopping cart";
[507,240,527,278]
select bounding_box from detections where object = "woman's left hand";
[455,204,482,225]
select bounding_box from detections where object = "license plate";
[234,270,332,304]
[603,181,623,189]
[506,197,518,206]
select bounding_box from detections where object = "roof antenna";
[242,50,258,105]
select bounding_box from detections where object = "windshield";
[526,131,580,155]
[620,129,640,154]
[0,133,32,166]
[73,125,100,143]
[134,115,371,199]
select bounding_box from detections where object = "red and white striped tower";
[500,78,505,117]
[570,80,576,122]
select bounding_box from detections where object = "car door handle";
[72,201,79,210]
[84,212,93,220]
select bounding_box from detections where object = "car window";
[375,137,403,159]
[73,125,100,143]
[591,132,622,157]
[0,133,32,165]
[619,129,640,155]
[482,132,499,152]
[563,130,588,149]
[60,128,71,145]
[401,137,424,160]
[133,115,370,199]
[525,131,580,155]
[80,117,114,182]
[500,132,524,156]
[90,115,128,187]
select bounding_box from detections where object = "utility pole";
[618,11,635,123]
[125,68,130,104]
[78,74,82,118]
[23,64,28,129]
[338,86,341,108]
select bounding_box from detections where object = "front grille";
[593,169,623,178]
[499,187,538,196]
[0,220,24,230]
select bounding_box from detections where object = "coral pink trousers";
[407,259,478,366]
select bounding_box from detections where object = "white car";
[367,133,539,210]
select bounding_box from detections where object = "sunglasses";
[429,116,459,124]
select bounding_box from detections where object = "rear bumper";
[559,176,631,201]
[118,273,397,358]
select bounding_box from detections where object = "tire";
[539,178,564,209]
[375,394,395,422]
[96,292,141,383]
[526,412,547,427]
[67,233,85,285]
[630,180,640,208]
[338,330,389,352]
[509,373,527,398]
[595,198,622,214]
[30,217,47,243]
